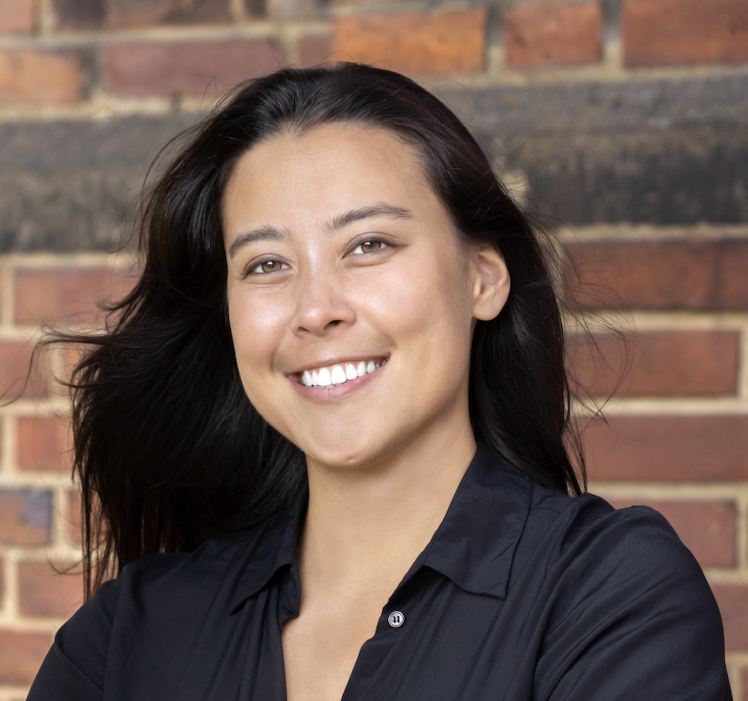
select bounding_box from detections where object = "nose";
[291,268,356,337]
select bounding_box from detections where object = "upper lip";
[286,354,389,376]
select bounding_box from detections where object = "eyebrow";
[227,202,414,259]
[228,225,286,259]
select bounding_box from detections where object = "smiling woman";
[28,64,730,700]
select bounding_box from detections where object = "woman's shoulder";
[519,482,707,586]
[510,483,730,698]
[515,482,724,651]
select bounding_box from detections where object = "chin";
[293,429,400,471]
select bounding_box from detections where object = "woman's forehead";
[221,122,438,237]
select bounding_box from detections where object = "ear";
[469,242,511,321]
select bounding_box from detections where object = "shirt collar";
[229,443,533,611]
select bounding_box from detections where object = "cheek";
[362,250,473,363]
[228,287,290,379]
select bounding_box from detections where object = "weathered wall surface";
[1,0,747,696]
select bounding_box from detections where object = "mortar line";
[739,324,748,400]
[560,223,748,243]
[737,494,748,571]
[1,415,17,477]
[229,0,246,23]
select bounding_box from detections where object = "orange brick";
[334,8,487,76]
[18,561,84,619]
[0,341,48,399]
[14,266,136,326]
[568,330,740,397]
[623,0,748,67]
[298,33,334,67]
[108,0,230,27]
[104,39,286,98]
[564,239,748,310]
[608,499,736,568]
[17,415,72,472]
[0,630,53,685]
[0,49,91,104]
[49,0,104,29]
[712,584,748,651]
[0,0,34,33]
[0,489,52,546]
[585,415,748,482]
[504,2,602,68]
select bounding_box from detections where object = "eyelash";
[244,239,389,277]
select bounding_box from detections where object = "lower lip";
[290,364,385,401]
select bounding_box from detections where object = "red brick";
[623,0,748,67]
[0,630,53,685]
[14,266,136,326]
[564,239,748,310]
[17,415,72,472]
[298,33,334,67]
[504,2,602,68]
[108,0,230,27]
[104,39,286,98]
[18,561,84,618]
[0,0,34,33]
[585,415,748,482]
[334,8,487,76]
[0,341,48,399]
[608,499,736,568]
[0,489,52,546]
[712,584,748,651]
[49,0,104,29]
[568,330,740,397]
[0,49,91,104]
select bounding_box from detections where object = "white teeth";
[331,365,347,385]
[300,359,387,388]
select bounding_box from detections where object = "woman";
[29,63,730,700]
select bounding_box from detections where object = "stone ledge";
[0,74,746,251]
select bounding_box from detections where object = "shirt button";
[388,611,405,628]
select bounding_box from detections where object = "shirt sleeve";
[536,505,732,701]
[27,577,121,701]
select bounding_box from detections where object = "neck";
[299,409,477,597]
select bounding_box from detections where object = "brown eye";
[352,240,385,255]
[248,259,287,275]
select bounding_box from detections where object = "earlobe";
[471,243,511,321]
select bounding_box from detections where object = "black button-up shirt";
[29,445,732,700]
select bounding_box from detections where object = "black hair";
[49,63,585,597]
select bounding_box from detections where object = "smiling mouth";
[297,358,388,389]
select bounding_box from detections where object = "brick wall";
[0,0,747,696]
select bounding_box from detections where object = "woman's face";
[222,122,509,469]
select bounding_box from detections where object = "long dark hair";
[49,63,585,597]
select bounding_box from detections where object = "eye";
[248,259,288,275]
[351,240,385,255]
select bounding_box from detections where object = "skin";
[222,122,510,701]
